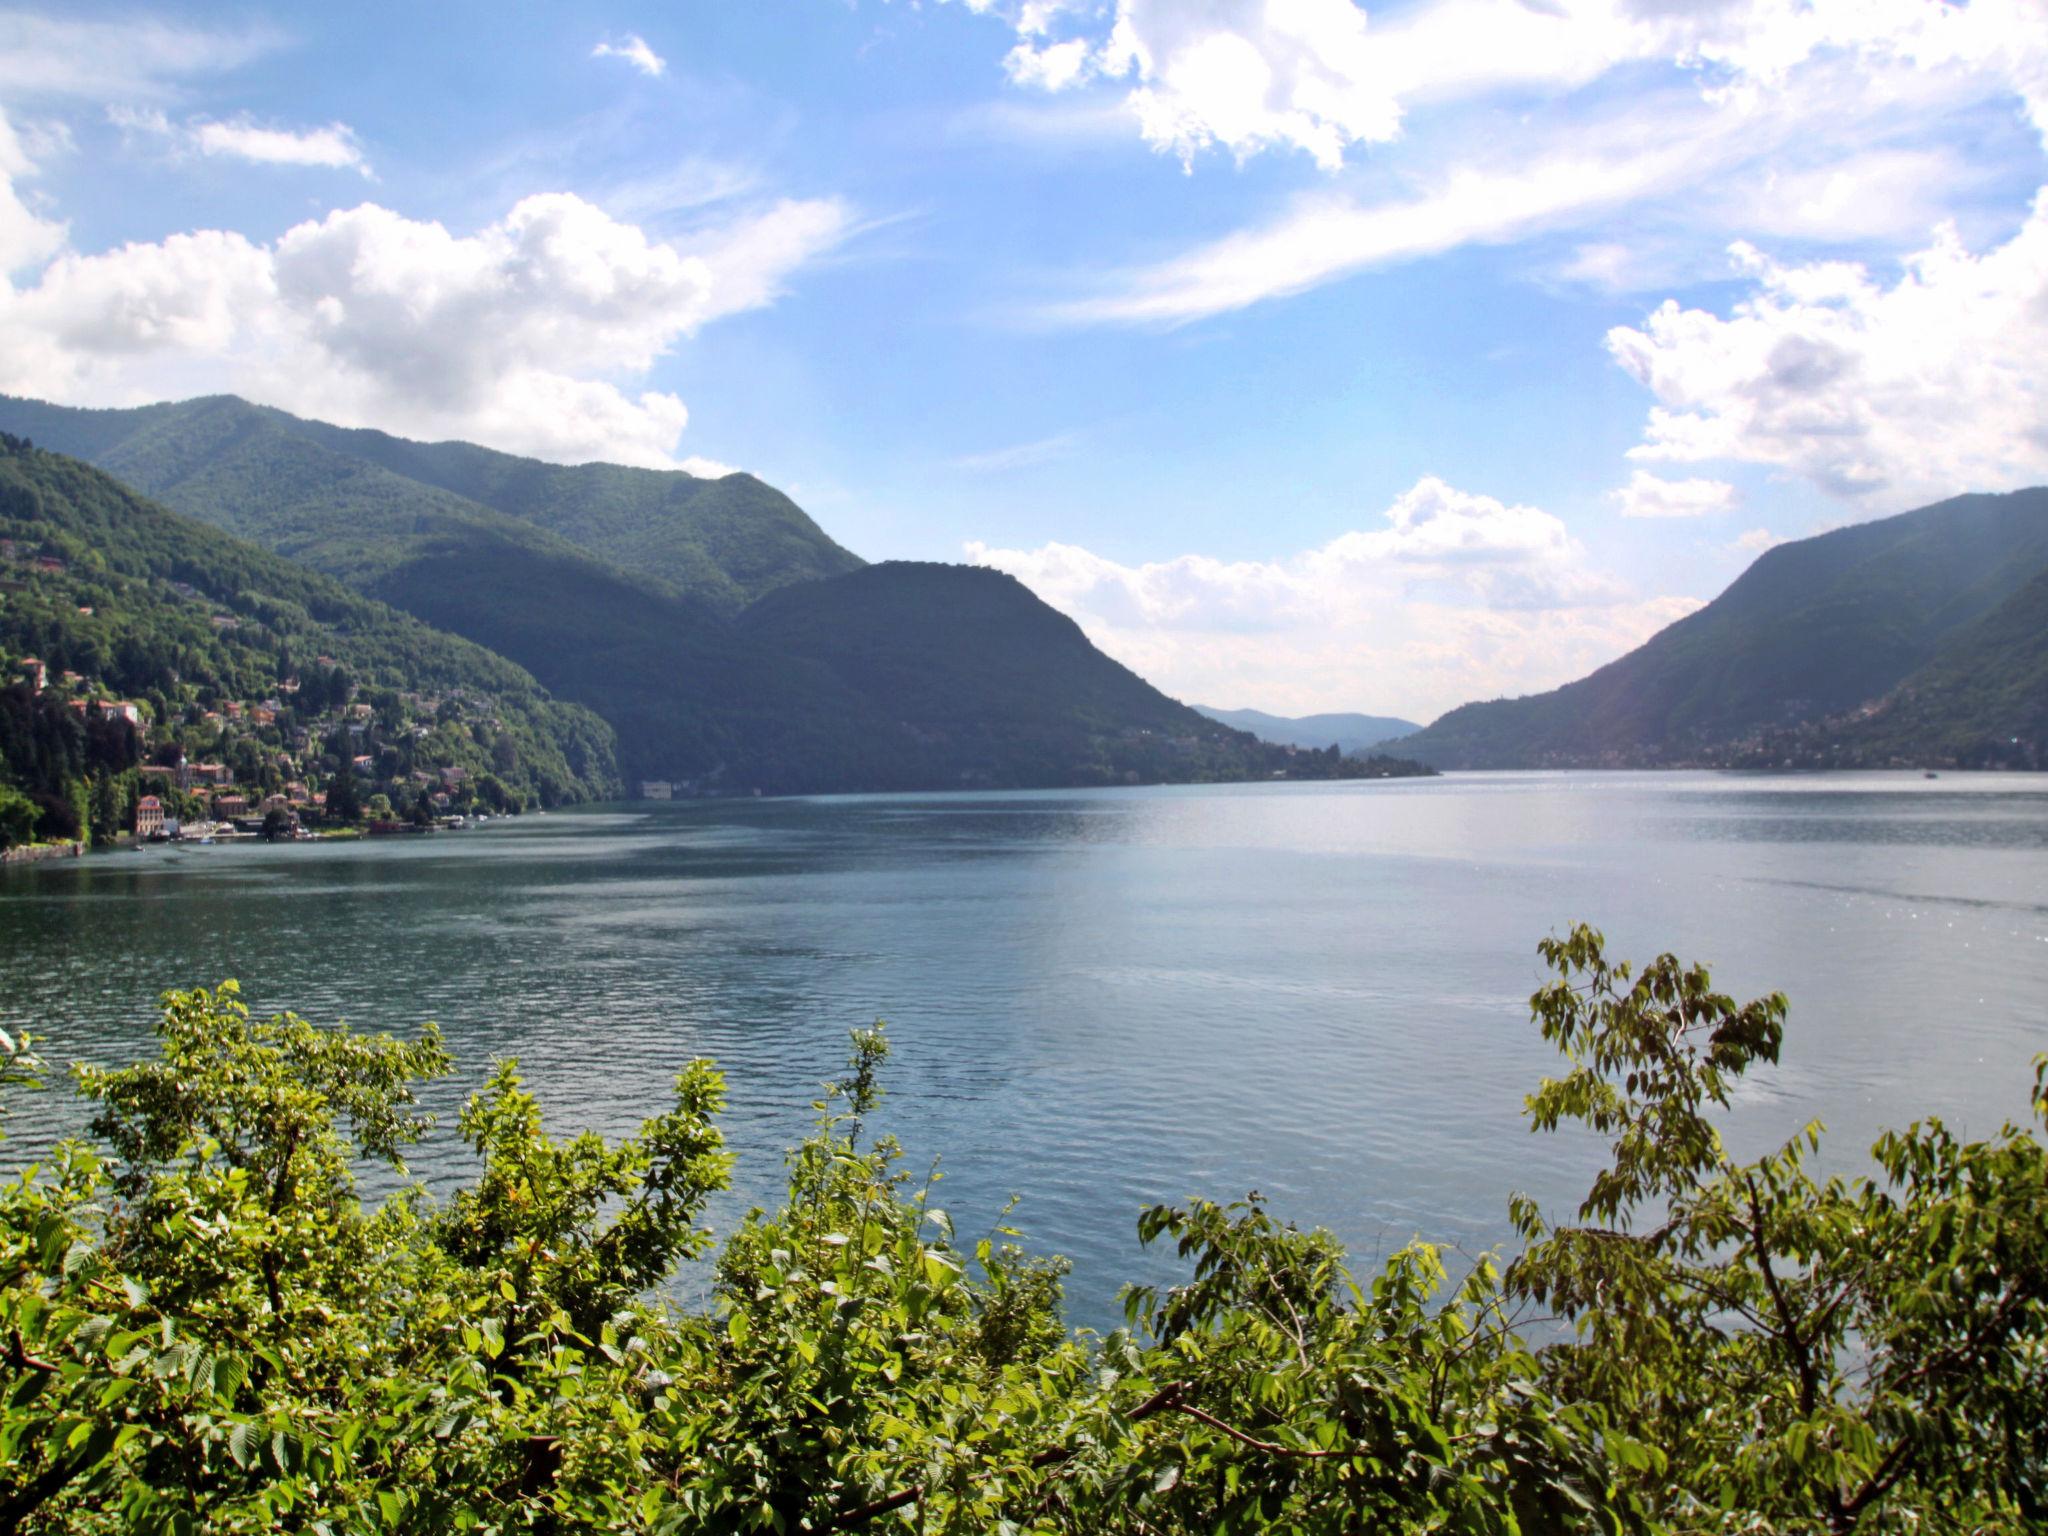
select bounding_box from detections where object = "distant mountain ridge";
[1396,488,2048,769]
[1193,706,1420,754]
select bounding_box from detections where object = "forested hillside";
[1397,488,2048,768]
[0,393,861,613]
[0,434,618,845]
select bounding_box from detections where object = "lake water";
[3,771,2044,1323]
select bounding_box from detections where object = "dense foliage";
[1397,488,2048,770]
[1,926,2039,1532]
[0,435,619,839]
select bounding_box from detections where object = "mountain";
[737,562,1397,791]
[0,433,619,835]
[1397,489,2048,769]
[0,397,1436,793]
[0,394,860,613]
[1193,706,1420,754]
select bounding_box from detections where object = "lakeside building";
[135,796,165,839]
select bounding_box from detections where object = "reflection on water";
[3,770,2045,1321]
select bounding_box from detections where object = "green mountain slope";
[0,394,861,612]
[1194,706,1420,753]
[1857,566,2048,764]
[1398,489,2048,768]
[271,415,864,611]
[0,434,619,816]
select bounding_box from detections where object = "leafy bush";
[1,928,2041,1532]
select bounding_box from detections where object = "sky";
[2,0,2046,723]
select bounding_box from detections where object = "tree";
[0,781,36,849]
[0,934,2040,1533]
[87,771,122,844]
[260,806,291,841]
[1508,924,2048,1532]
[323,757,360,822]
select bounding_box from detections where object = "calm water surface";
[3,771,2044,1321]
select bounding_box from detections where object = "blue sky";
[2,1,2046,720]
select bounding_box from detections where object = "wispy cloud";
[592,34,667,78]
[951,430,1081,472]
[112,107,372,175]
[1611,471,1737,520]
[0,11,281,99]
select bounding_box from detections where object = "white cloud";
[976,0,2048,171]
[1609,199,2048,504]
[0,189,852,467]
[1005,38,1092,92]
[0,110,64,274]
[965,476,1694,719]
[973,0,2048,331]
[1729,527,1783,554]
[0,11,281,100]
[1611,470,1737,519]
[1045,136,1697,323]
[592,34,668,78]
[193,117,369,174]
[111,106,371,175]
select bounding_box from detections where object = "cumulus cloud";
[111,106,371,175]
[592,34,667,78]
[966,476,1693,719]
[1611,470,1737,519]
[0,176,852,466]
[1729,527,1784,554]
[973,0,2048,171]
[1609,200,2048,505]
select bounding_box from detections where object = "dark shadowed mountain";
[1396,489,2048,769]
[1193,706,1420,754]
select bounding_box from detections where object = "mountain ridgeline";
[0,396,1434,793]
[1396,488,2048,770]
[1193,706,1420,755]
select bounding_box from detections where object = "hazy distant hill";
[1194,706,1420,754]
[0,435,618,806]
[1397,489,2048,769]
[1736,561,2048,770]
[0,394,859,613]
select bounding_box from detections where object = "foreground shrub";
[0,926,2040,1532]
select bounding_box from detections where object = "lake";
[3,771,2045,1323]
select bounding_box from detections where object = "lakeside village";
[1,627,536,863]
